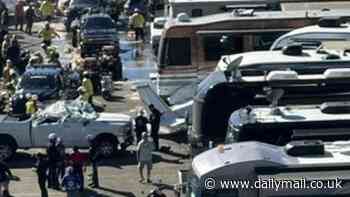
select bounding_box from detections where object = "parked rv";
[186,140,350,197]
[155,10,350,101]
[137,45,350,136]
[191,46,350,146]
[151,0,280,54]
[270,17,350,50]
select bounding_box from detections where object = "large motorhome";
[270,18,350,50]
[151,0,280,55]
[155,9,350,101]
[188,140,350,197]
[191,46,350,145]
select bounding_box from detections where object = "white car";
[0,100,133,160]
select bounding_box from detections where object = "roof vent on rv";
[282,44,303,56]
[232,9,255,17]
[285,140,324,156]
[318,16,344,28]
[176,13,191,23]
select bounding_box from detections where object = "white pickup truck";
[0,100,133,160]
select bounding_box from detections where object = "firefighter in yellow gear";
[26,95,38,115]
[82,71,94,104]
[129,8,145,41]
[39,0,55,21]
[2,59,15,85]
[39,23,60,48]
[78,86,89,102]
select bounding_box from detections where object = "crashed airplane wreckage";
[192,43,350,147]
[137,43,350,138]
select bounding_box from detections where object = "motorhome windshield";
[159,37,191,67]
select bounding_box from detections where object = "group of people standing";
[15,0,56,34]
[15,0,36,34]
[33,133,101,197]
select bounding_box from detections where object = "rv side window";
[162,38,191,66]
[202,35,243,61]
[192,9,203,17]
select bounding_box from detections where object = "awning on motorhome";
[281,0,350,11]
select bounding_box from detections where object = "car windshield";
[154,19,166,29]
[84,17,114,29]
[71,0,96,5]
[20,75,56,89]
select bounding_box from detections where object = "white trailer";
[188,140,350,197]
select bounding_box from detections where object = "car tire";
[0,138,17,161]
[95,136,118,158]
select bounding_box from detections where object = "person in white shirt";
[136,132,155,183]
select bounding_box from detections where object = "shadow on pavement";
[7,133,188,169]
[108,95,126,102]
[82,188,111,197]
[8,152,36,169]
[161,130,188,144]
[153,154,183,165]
[98,187,136,197]
[93,104,105,113]
[158,146,189,160]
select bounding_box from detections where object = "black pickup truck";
[72,13,119,57]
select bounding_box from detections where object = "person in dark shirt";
[87,135,100,188]
[0,161,13,197]
[149,104,161,150]
[0,8,9,38]
[25,4,36,35]
[134,109,149,143]
[34,153,49,197]
[7,35,20,66]
[46,133,60,189]
[56,137,66,179]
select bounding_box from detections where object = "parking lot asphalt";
[6,18,189,197]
